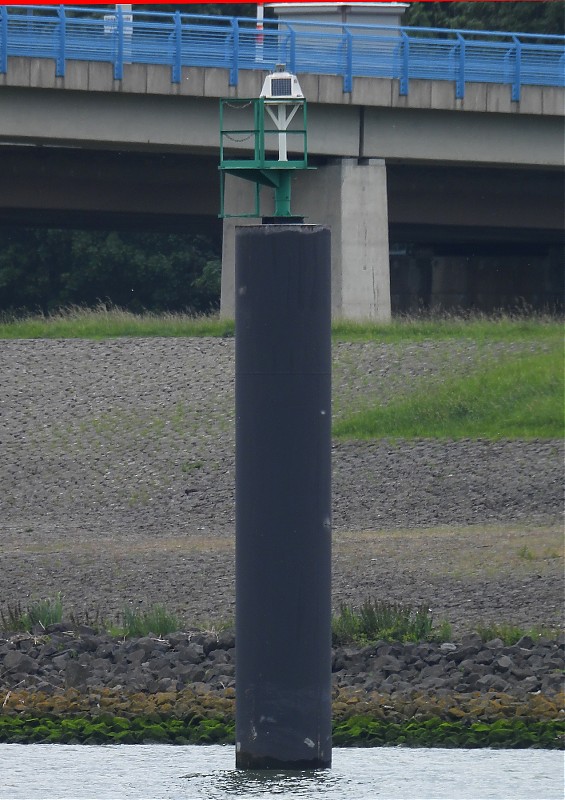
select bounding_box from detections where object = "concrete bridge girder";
[1,60,564,167]
[1,59,564,318]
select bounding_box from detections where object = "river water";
[1,744,562,799]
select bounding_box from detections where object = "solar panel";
[270,77,292,97]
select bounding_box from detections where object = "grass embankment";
[2,308,562,440]
[0,305,561,343]
[334,345,564,440]
[0,306,235,340]
[332,315,563,344]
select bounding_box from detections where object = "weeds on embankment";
[0,599,182,640]
[1,596,560,647]
[331,599,450,646]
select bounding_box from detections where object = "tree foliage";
[136,4,257,20]
[138,2,564,35]
[404,1,564,36]
[0,229,221,315]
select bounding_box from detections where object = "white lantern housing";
[260,65,304,100]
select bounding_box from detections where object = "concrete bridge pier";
[220,157,391,321]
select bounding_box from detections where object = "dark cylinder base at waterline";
[235,225,332,770]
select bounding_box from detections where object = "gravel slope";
[0,338,562,635]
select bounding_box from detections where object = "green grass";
[0,305,561,342]
[475,622,560,646]
[332,599,450,646]
[0,597,182,638]
[119,605,181,638]
[26,594,64,630]
[334,345,564,440]
[0,305,234,340]
[1,596,562,651]
[0,595,64,632]
[332,313,563,343]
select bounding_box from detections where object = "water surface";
[1,744,562,800]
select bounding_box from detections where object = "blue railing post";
[400,30,409,96]
[288,26,296,73]
[115,5,124,80]
[344,28,353,93]
[230,17,239,86]
[172,11,182,83]
[0,6,7,75]
[56,5,66,77]
[512,35,522,102]
[456,33,466,99]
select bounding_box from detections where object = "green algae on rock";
[1,686,563,748]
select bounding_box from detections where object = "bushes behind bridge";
[0,228,221,316]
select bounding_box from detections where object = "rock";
[209,649,230,665]
[217,630,236,650]
[176,643,204,664]
[146,656,171,674]
[544,655,564,670]
[484,638,505,650]
[459,658,484,674]
[52,654,69,670]
[201,634,221,656]
[460,633,483,647]
[65,661,89,689]
[495,655,514,671]
[46,622,71,634]
[419,676,445,690]
[135,637,170,656]
[3,651,38,674]
[542,673,564,692]
[77,625,98,636]
[126,649,147,668]
[449,643,481,663]
[521,676,541,692]
[421,663,445,679]
[465,673,483,690]
[372,655,403,675]
[477,674,511,693]
[79,635,100,653]
[95,642,117,659]
[475,650,495,665]
[156,677,178,692]
[1,629,563,704]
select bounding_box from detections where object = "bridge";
[1,6,564,318]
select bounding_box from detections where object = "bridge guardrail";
[0,6,563,102]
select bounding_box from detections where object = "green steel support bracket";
[219,96,310,219]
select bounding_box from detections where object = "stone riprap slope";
[1,625,563,701]
[0,338,563,634]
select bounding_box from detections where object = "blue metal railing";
[0,6,563,101]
